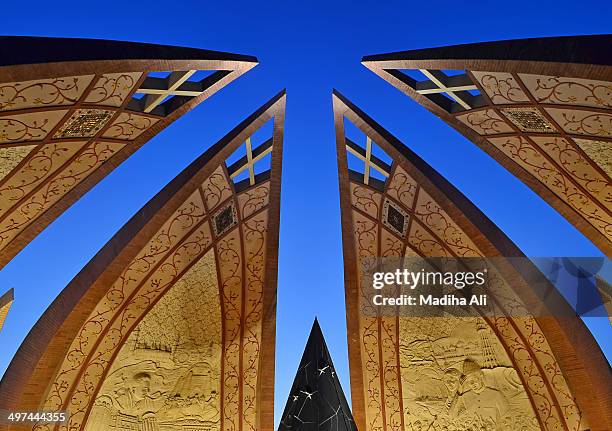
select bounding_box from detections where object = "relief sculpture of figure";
[130,372,164,417]
[450,359,509,427]
[442,368,462,412]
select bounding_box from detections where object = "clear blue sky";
[0,0,610,427]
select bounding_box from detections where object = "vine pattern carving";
[546,108,612,138]
[351,183,381,218]
[0,141,124,249]
[456,109,514,135]
[385,165,417,210]
[102,113,158,140]
[472,72,529,104]
[36,190,208,430]
[203,167,233,212]
[216,228,242,431]
[55,222,214,431]
[237,181,270,219]
[241,212,267,431]
[0,75,93,111]
[488,136,612,240]
[0,142,82,214]
[520,74,612,109]
[83,250,222,431]
[530,136,611,210]
[353,211,383,431]
[84,73,142,107]
[0,110,68,143]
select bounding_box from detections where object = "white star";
[300,390,317,399]
[292,394,299,402]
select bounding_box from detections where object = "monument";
[278,319,357,431]
[333,89,612,431]
[0,90,285,431]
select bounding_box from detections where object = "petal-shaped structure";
[333,90,612,431]
[0,91,285,431]
[362,35,612,254]
[0,36,257,268]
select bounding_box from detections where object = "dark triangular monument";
[278,319,357,431]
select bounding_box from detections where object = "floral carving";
[102,112,158,140]
[472,71,529,104]
[457,109,514,135]
[0,110,67,143]
[520,74,612,109]
[202,167,233,211]
[407,221,450,257]
[0,142,82,215]
[242,212,267,431]
[380,228,403,257]
[546,108,612,138]
[84,73,142,107]
[216,228,242,431]
[351,182,382,218]
[84,250,222,431]
[413,189,482,257]
[55,222,214,431]
[0,75,93,111]
[345,139,583,431]
[386,165,417,210]
[0,142,124,249]
[530,136,612,210]
[489,136,612,240]
[237,181,270,219]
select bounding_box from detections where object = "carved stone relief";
[83,73,143,107]
[399,317,539,431]
[519,74,612,109]
[346,157,590,430]
[84,249,222,431]
[0,110,68,144]
[456,110,514,135]
[0,75,94,111]
[471,72,529,104]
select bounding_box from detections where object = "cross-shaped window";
[415,69,478,110]
[135,70,204,113]
[346,136,391,186]
[227,137,273,187]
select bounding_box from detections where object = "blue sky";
[0,0,610,427]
